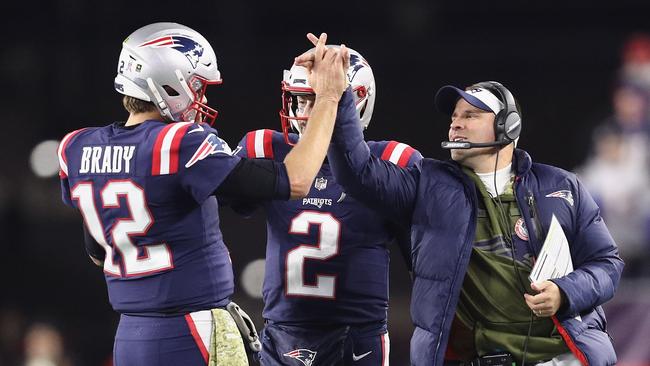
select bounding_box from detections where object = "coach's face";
[448,98,497,167]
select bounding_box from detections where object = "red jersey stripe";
[246,131,256,158]
[151,124,176,175]
[184,314,209,364]
[381,141,398,161]
[168,123,192,174]
[58,128,86,178]
[396,146,415,167]
[263,129,274,159]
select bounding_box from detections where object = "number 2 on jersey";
[286,211,340,298]
[71,180,173,277]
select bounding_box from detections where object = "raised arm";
[283,33,349,198]
[326,89,420,225]
[294,33,420,222]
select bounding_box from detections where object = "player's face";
[295,94,316,131]
[448,98,498,168]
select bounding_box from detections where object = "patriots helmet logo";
[139,35,205,69]
[348,53,369,82]
[545,190,574,207]
[185,133,233,168]
[283,349,317,366]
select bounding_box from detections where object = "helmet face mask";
[279,47,376,145]
[181,75,221,123]
[114,22,222,125]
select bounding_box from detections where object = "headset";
[441,81,522,149]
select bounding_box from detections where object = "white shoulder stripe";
[58,130,80,176]
[388,143,408,164]
[254,129,266,158]
[158,122,192,175]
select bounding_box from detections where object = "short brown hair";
[122,95,157,114]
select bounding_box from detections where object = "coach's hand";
[524,281,565,317]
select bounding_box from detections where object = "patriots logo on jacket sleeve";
[545,190,574,207]
[185,133,232,168]
[283,349,317,366]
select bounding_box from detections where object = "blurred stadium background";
[2,1,650,365]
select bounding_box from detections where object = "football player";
[57,24,347,366]
[232,47,422,365]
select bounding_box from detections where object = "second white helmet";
[279,46,376,143]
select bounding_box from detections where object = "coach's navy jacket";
[327,90,623,366]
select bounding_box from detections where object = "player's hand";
[524,281,564,317]
[308,33,347,103]
[294,32,350,76]
[293,33,321,69]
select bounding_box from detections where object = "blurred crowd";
[1,309,74,366]
[576,33,650,278]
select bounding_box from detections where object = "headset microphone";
[440,140,511,149]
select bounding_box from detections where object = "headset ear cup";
[471,80,521,144]
[494,110,507,143]
[504,111,522,141]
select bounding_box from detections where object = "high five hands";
[294,32,350,103]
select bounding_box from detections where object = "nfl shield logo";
[314,177,328,191]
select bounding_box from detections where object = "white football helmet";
[114,22,222,124]
[279,46,376,144]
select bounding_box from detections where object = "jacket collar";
[513,148,532,176]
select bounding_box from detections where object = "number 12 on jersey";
[71,180,173,277]
[286,211,340,299]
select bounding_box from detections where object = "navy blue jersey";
[58,120,240,315]
[235,129,422,325]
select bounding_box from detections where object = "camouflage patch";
[209,308,248,366]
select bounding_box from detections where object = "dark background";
[2,1,650,365]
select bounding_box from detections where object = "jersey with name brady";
[58,120,240,315]
[235,129,422,324]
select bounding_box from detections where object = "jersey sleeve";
[58,128,86,207]
[162,123,241,204]
[235,128,296,161]
[228,130,274,216]
[228,129,291,216]
[368,140,423,168]
[236,129,276,159]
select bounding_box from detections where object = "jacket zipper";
[525,191,546,244]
